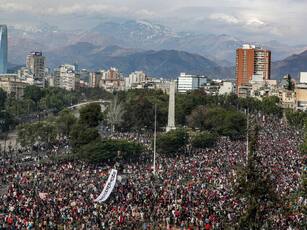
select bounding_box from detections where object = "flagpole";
[153,104,157,175]
[246,108,249,164]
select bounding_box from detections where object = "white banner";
[94,169,117,203]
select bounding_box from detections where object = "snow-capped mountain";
[7,19,307,71]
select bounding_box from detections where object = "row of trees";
[187,106,246,140]
[16,102,144,164]
[69,103,144,164]
[78,139,144,164]
[285,109,307,128]
[17,109,77,147]
[113,89,283,133]
[5,86,304,137]
[5,86,112,117]
[0,86,113,137]
[156,129,218,156]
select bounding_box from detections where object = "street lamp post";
[153,104,157,175]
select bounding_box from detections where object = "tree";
[70,123,100,148]
[187,106,246,140]
[16,121,57,147]
[106,96,125,132]
[156,129,188,156]
[221,110,246,140]
[123,96,156,131]
[0,111,15,133]
[17,123,39,147]
[36,121,57,144]
[0,88,7,110]
[56,109,77,137]
[191,131,217,149]
[45,94,65,112]
[261,96,282,117]
[235,121,278,229]
[186,105,210,131]
[17,124,33,147]
[285,74,295,91]
[78,139,144,163]
[79,103,102,127]
[285,109,307,128]
[24,85,43,105]
[120,90,168,131]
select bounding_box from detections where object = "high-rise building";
[58,64,80,91]
[125,71,146,89]
[177,73,207,93]
[89,72,102,88]
[0,25,8,74]
[236,44,271,92]
[26,52,46,84]
[99,68,125,92]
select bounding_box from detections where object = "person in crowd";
[0,117,305,229]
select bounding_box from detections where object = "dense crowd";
[0,117,305,229]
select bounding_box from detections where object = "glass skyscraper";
[0,25,8,74]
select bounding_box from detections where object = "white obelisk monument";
[166,81,176,132]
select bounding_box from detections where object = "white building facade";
[177,73,207,93]
[58,64,80,91]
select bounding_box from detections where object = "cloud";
[43,4,130,16]
[0,2,32,12]
[1,0,307,44]
[246,18,266,26]
[209,13,240,24]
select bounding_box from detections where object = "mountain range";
[7,20,307,79]
[272,51,307,79]
[46,43,231,78]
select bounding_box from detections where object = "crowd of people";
[0,117,305,229]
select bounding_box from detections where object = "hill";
[8,20,306,67]
[46,43,232,78]
[272,50,307,79]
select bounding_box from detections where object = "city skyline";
[0,0,307,45]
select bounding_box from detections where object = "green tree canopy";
[0,111,16,133]
[24,85,43,104]
[119,89,168,131]
[70,123,100,148]
[191,131,217,149]
[187,106,246,140]
[79,103,102,127]
[261,96,282,117]
[0,88,7,110]
[56,109,77,137]
[156,128,188,155]
[16,121,57,147]
[78,139,144,163]
[285,109,307,128]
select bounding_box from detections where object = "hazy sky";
[0,0,306,44]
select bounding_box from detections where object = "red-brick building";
[236,44,271,93]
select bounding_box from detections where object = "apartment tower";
[236,44,271,92]
[0,25,8,74]
[26,51,46,82]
